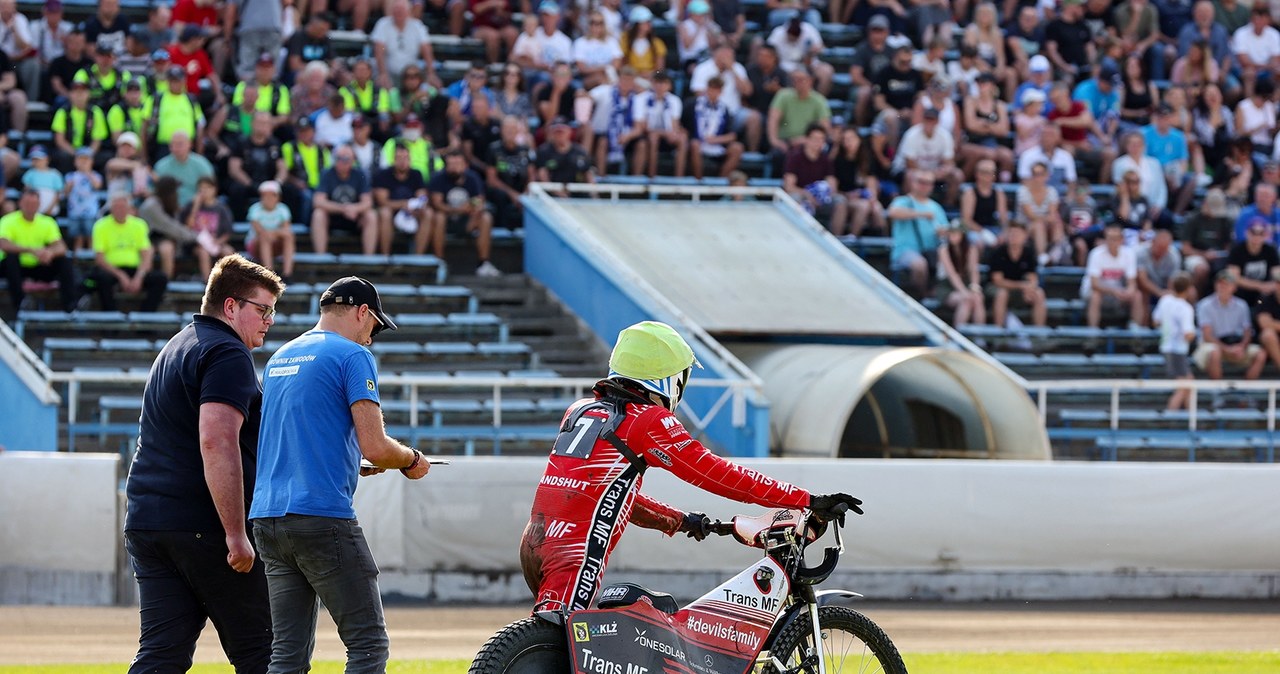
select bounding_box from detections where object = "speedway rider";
[520,321,864,612]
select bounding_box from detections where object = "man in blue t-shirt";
[1142,104,1194,213]
[310,144,377,255]
[1235,183,1280,245]
[252,276,431,673]
[887,168,947,298]
[124,255,284,674]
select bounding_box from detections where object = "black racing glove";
[809,493,865,522]
[679,511,712,541]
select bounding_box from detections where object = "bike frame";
[556,509,851,674]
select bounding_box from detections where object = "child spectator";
[246,181,295,281]
[1152,272,1198,410]
[21,146,65,216]
[62,147,103,253]
[180,176,234,280]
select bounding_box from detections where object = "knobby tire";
[765,605,907,674]
[468,616,571,674]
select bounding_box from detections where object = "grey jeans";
[252,515,389,674]
[236,29,283,81]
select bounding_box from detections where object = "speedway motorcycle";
[469,504,906,674]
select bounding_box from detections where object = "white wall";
[4,454,1279,604]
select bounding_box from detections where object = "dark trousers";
[84,266,168,311]
[252,515,389,674]
[124,529,272,674]
[1,254,78,312]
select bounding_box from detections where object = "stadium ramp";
[524,183,1047,460]
[0,320,59,450]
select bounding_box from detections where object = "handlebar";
[708,520,735,537]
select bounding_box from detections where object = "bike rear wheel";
[468,616,570,674]
[765,605,907,674]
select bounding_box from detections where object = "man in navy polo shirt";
[123,255,285,674]
[251,276,431,673]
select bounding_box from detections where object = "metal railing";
[47,369,756,454]
[1029,378,1279,435]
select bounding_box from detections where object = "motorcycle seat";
[596,583,680,615]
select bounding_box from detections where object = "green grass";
[3,652,1280,674]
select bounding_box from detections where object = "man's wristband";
[401,449,422,473]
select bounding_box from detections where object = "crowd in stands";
[1,0,1280,387]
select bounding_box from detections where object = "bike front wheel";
[764,605,907,674]
[468,616,571,674]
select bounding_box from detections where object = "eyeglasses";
[234,296,276,320]
[1249,229,1268,236]
[370,311,387,338]
[589,19,604,24]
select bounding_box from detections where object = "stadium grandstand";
[1,0,1279,467]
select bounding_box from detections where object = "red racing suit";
[519,384,811,612]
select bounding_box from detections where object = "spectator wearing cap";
[1235,183,1280,246]
[83,0,131,55]
[1141,102,1194,213]
[690,45,760,152]
[0,0,40,101]
[154,131,214,207]
[677,0,721,71]
[373,142,430,256]
[171,0,224,72]
[227,0,283,82]
[869,46,922,151]
[151,65,207,160]
[104,131,150,198]
[1073,62,1122,140]
[285,12,335,85]
[893,106,962,206]
[1231,4,1280,97]
[467,0,520,65]
[228,111,288,219]
[119,26,157,77]
[75,39,135,112]
[764,0,820,31]
[51,80,108,172]
[21,145,64,215]
[635,71,686,177]
[282,116,331,219]
[246,180,294,278]
[1011,55,1053,112]
[143,48,172,105]
[372,0,440,90]
[62,146,103,252]
[30,0,71,69]
[340,59,393,140]
[1194,270,1267,379]
[311,144,378,255]
[231,53,293,132]
[168,25,225,109]
[47,28,90,106]
[847,13,891,126]
[572,10,623,90]
[511,2,573,86]
[535,116,594,193]
[314,93,356,150]
[135,3,174,53]
[766,66,830,157]
[86,191,169,312]
[380,114,442,182]
[621,6,667,79]
[0,188,79,317]
[1012,88,1047,157]
[767,15,833,96]
[1043,0,1094,79]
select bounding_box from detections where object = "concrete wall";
[4,454,1278,605]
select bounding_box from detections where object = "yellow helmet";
[607,321,701,410]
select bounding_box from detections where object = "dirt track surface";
[1,600,1278,665]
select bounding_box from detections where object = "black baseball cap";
[320,276,398,333]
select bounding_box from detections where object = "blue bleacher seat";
[425,342,477,355]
